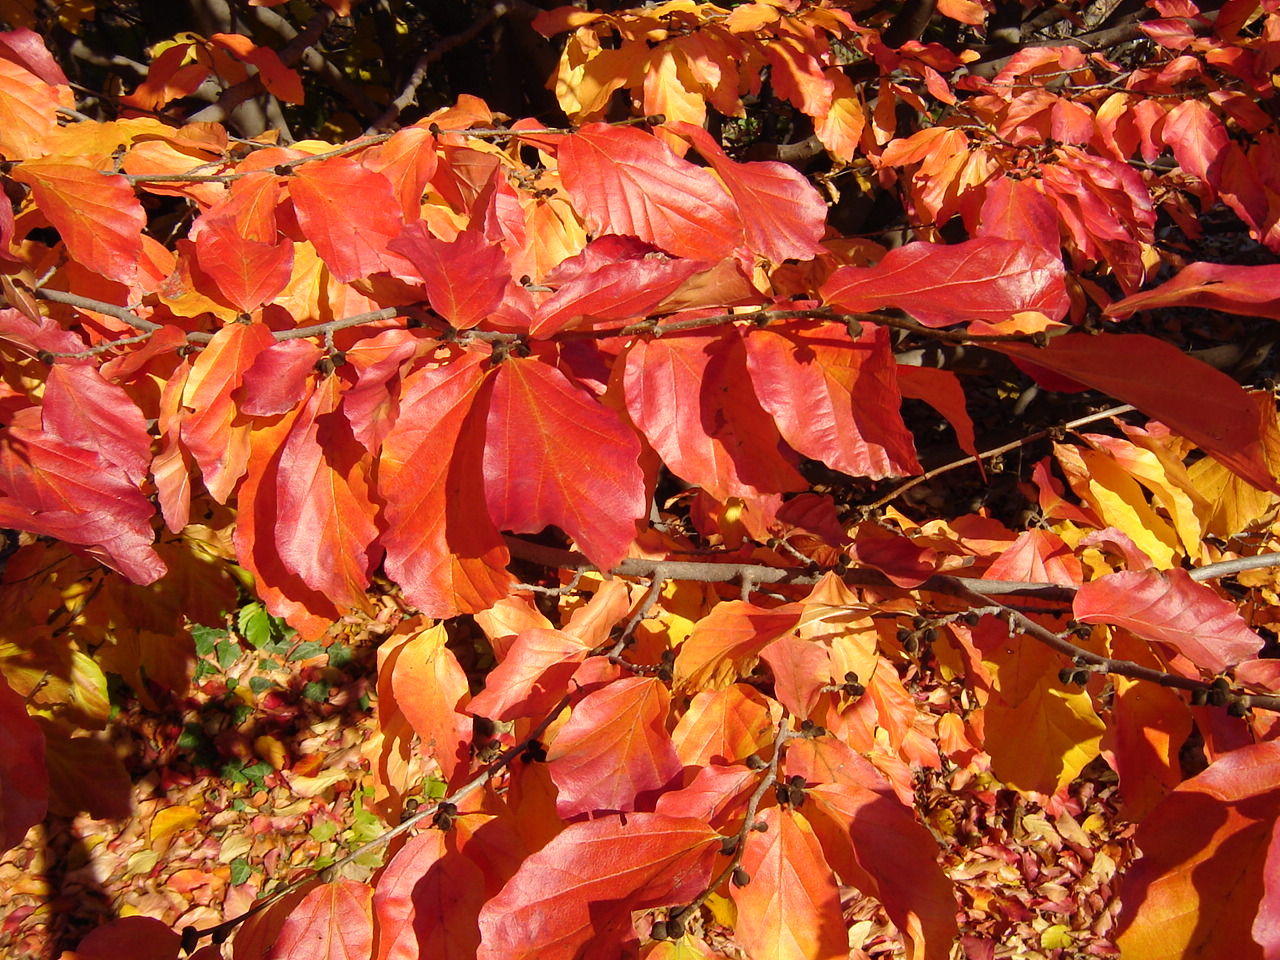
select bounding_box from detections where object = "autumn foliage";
[4,0,1280,957]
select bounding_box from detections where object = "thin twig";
[867,404,1137,509]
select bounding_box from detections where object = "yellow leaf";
[255,734,287,770]
[984,671,1105,796]
[151,804,201,842]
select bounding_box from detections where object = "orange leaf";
[267,879,373,960]
[181,321,276,502]
[476,813,719,960]
[1116,741,1280,960]
[465,628,591,722]
[0,56,65,159]
[390,623,472,786]
[290,157,403,282]
[674,600,803,693]
[210,32,304,103]
[670,685,779,767]
[731,805,847,960]
[625,332,806,506]
[272,375,381,611]
[546,676,682,817]
[11,162,144,283]
[743,324,921,480]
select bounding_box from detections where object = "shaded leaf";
[374,831,485,960]
[0,673,46,849]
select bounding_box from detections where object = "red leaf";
[982,528,1082,586]
[39,718,132,818]
[273,375,382,610]
[1107,261,1280,321]
[476,813,720,960]
[546,676,683,817]
[195,217,294,313]
[654,763,757,823]
[0,674,46,849]
[821,237,1069,327]
[290,157,403,282]
[379,351,513,618]
[0,426,164,583]
[744,324,921,479]
[0,27,69,87]
[181,322,277,502]
[267,879,373,960]
[558,123,743,260]
[625,331,806,504]
[1163,99,1229,199]
[72,917,181,960]
[1116,741,1280,960]
[975,175,1060,252]
[373,831,485,960]
[11,162,144,284]
[670,120,826,262]
[483,356,645,570]
[731,805,847,960]
[1074,568,1263,674]
[532,236,704,337]
[1253,817,1280,957]
[237,339,324,417]
[387,225,510,330]
[391,623,472,786]
[465,628,592,722]
[993,334,1279,493]
[210,33,304,104]
[42,362,151,485]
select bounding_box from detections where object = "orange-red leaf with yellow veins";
[11,162,144,283]
[373,830,485,960]
[181,322,275,503]
[731,805,847,960]
[483,356,645,571]
[0,57,66,159]
[195,218,294,313]
[233,395,342,640]
[272,374,382,612]
[290,156,403,282]
[387,225,510,330]
[379,352,513,619]
[266,879,373,960]
[465,628,591,722]
[744,324,921,480]
[41,362,151,485]
[476,813,720,960]
[546,676,682,817]
[558,123,743,261]
[1075,568,1264,674]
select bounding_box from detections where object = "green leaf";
[303,680,330,702]
[192,623,228,656]
[238,601,284,649]
[230,858,252,885]
[310,820,338,842]
[289,640,326,662]
[216,638,241,671]
[249,676,273,695]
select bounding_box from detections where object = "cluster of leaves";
[3,0,1280,958]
